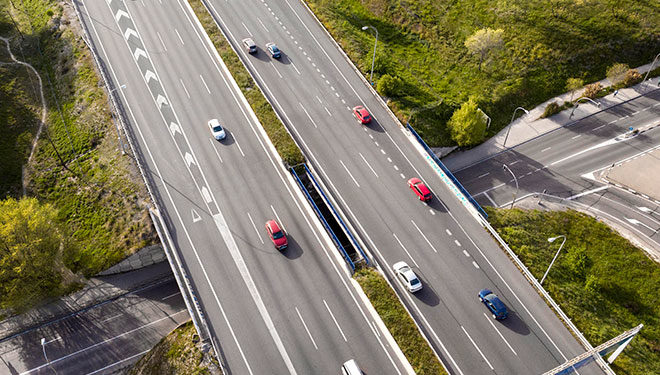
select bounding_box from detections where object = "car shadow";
[220,130,236,146]
[276,53,292,66]
[412,278,440,306]
[425,197,448,213]
[366,118,386,133]
[282,236,303,260]
[251,47,271,63]
[500,311,531,335]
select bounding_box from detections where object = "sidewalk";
[441,62,660,171]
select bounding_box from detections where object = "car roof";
[484,293,506,311]
[209,119,220,126]
[267,220,281,231]
[244,38,255,44]
[355,106,369,116]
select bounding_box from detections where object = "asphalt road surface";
[454,88,660,252]
[76,0,408,374]
[200,0,607,374]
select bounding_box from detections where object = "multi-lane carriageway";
[77,0,609,374]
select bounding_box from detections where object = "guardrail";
[405,123,488,219]
[303,164,370,265]
[290,166,355,271]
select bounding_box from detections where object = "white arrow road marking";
[192,209,201,223]
[145,70,157,83]
[625,217,656,232]
[169,122,181,136]
[156,94,168,108]
[124,28,138,41]
[184,152,195,167]
[115,9,129,22]
[133,47,147,61]
[201,186,212,204]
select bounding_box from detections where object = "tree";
[377,74,403,97]
[606,63,629,86]
[447,97,487,146]
[0,197,65,311]
[464,28,504,70]
[565,77,584,102]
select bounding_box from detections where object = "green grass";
[304,0,660,146]
[355,267,447,375]
[485,207,660,375]
[129,321,214,375]
[0,0,156,302]
[188,0,305,167]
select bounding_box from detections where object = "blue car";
[479,289,508,320]
[266,43,281,59]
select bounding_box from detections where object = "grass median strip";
[355,267,447,375]
[486,207,660,375]
[188,0,304,167]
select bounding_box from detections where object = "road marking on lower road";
[270,205,286,232]
[566,185,608,200]
[477,172,489,179]
[324,106,332,116]
[340,160,360,187]
[101,313,123,323]
[446,229,452,236]
[359,152,379,178]
[483,313,517,355]
[241,22,252,36]
[295,307,318,350]
[174,28,184,45]
[411,220,438,253]
[315,95,322,103]
[233,135,246,157]
[472,261,480,269]
[290,61,301,75]
[156,31,167,52]
[161,291,181,301]
[208,138,223,163]
[269,62,283,79]
[299,102,318,128]
[324,299,347,342]
[593,124,606,131]
[179,79,190,99]
[393,232,419,267]
[400,173,406,179]
[541,147,551,152]
[454,239,461,247]
[393,165,399,171]
[85,348,150,375]
[463,250,470,257]
[257,17,269,32]
[509,160,520,165]
[461,326,494,370]
[247,212,264,244]
[483,192,497,206]
[571,134,581,139]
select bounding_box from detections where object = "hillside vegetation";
[305,0,660,146]
[486,207,660,375]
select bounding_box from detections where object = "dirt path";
[0,36,48,196]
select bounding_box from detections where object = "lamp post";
[41,338,57,374]
[502,106,529,149]
[642,52,660,86]
[570,97,600,118]
[107,84,127,155]
[478,108,491,139]
[502,163,519,209]
[361,25,378,85]
[540,235,567,285]
[110,83,126,94]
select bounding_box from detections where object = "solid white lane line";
[179,79,190,99]
[541,147,551,152]
[340,160,360,187]
[161,292,181,301]
[233,134,246,157]
[324,106,332,116]
[324,300,347,342]
[411,220,438,253]
[85,349,150,375]
[174,28,184,44]
[461,326,494,370]
[208,138,223,163]
[199,74,211,94]
[392,232,419,267]
[477,172,489,178]
[359,152,379,178]
[484,192,497,206]
[296,307,319,350]
[571,134,581,139]
[241,22,252,36]
[290,61,301,75]
[484,313,517,355]
[102,313,122,323]
[300,102,318,128]
[270,205,286,232]
[247,212,264,244]
[156,31,167,51]
[257,17,269,32]
[20,310,188,375]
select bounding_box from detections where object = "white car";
[208,118,226,140]
[393,261,422,292]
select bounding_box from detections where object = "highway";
[201,0,607,374]
[0,277,188,375]
[454,89,660,252]
[76,0,408,374]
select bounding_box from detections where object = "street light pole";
[569,97,600,118]
[361,25,378,85]
[41,338,57,374]
[502,163,519,209]
[642,52,660,86]
[502,106,529,149]
[540,235,567,285]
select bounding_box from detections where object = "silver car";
[208,118,226,140]
[393,261,422,293]
[242,38,257,54]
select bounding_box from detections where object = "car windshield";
[410,278,420,286]
[271,46,279,52]
[272,230,284,239]
[212,125,223,132]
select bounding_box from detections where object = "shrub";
[541,102,561,118]
[582,82,602,99]
[606,63,629,86]
[565,77,584,102]
[377,74,403,97]
[446,97,486,146]
[622,69,643,87]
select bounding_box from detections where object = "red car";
[408,177,432,202]
[265,220,288,250]
[352,105,371,124]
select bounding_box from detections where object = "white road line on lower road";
[340,160,360,187]
[324,300,347,342]
[199,74,210,94]
[484,192,497,206]
[446,229,452,236]
[270,205,286,232]
[299,102,318,128]
[399,173,406,179]
[392,232,419,267]
[461,325,494,370]
[411,220,437,253]
[174,28,184,44]
[247,212,264,244]
[290,61,301,75]
[324,106,332,116]
[179,79,190,99]
[241,22,252,36]
[315,95,322,103]
[472,261,480,269]
[567,185,608,200]
[44,335,62,344]
[101,313,122,323]
[609,118,619,124]
[156,31,167,51]
[295,307,318,350]
[477,172,489,178]
[161,291,181,301]
[393,165,399,171]
[257,17,269,32]
[233,134,246,157]
[208,138,223,163]
[571,134,581,139]
[429,209,435,215]
[484,313,517,355]
[509,160,520,165]
[541,147,551,152]
[462,250,470,257]
[20,310,189,375]
[454,239,461,247]
[359,152,379,178]
[593,124,606,131]
[85,348,150,375]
